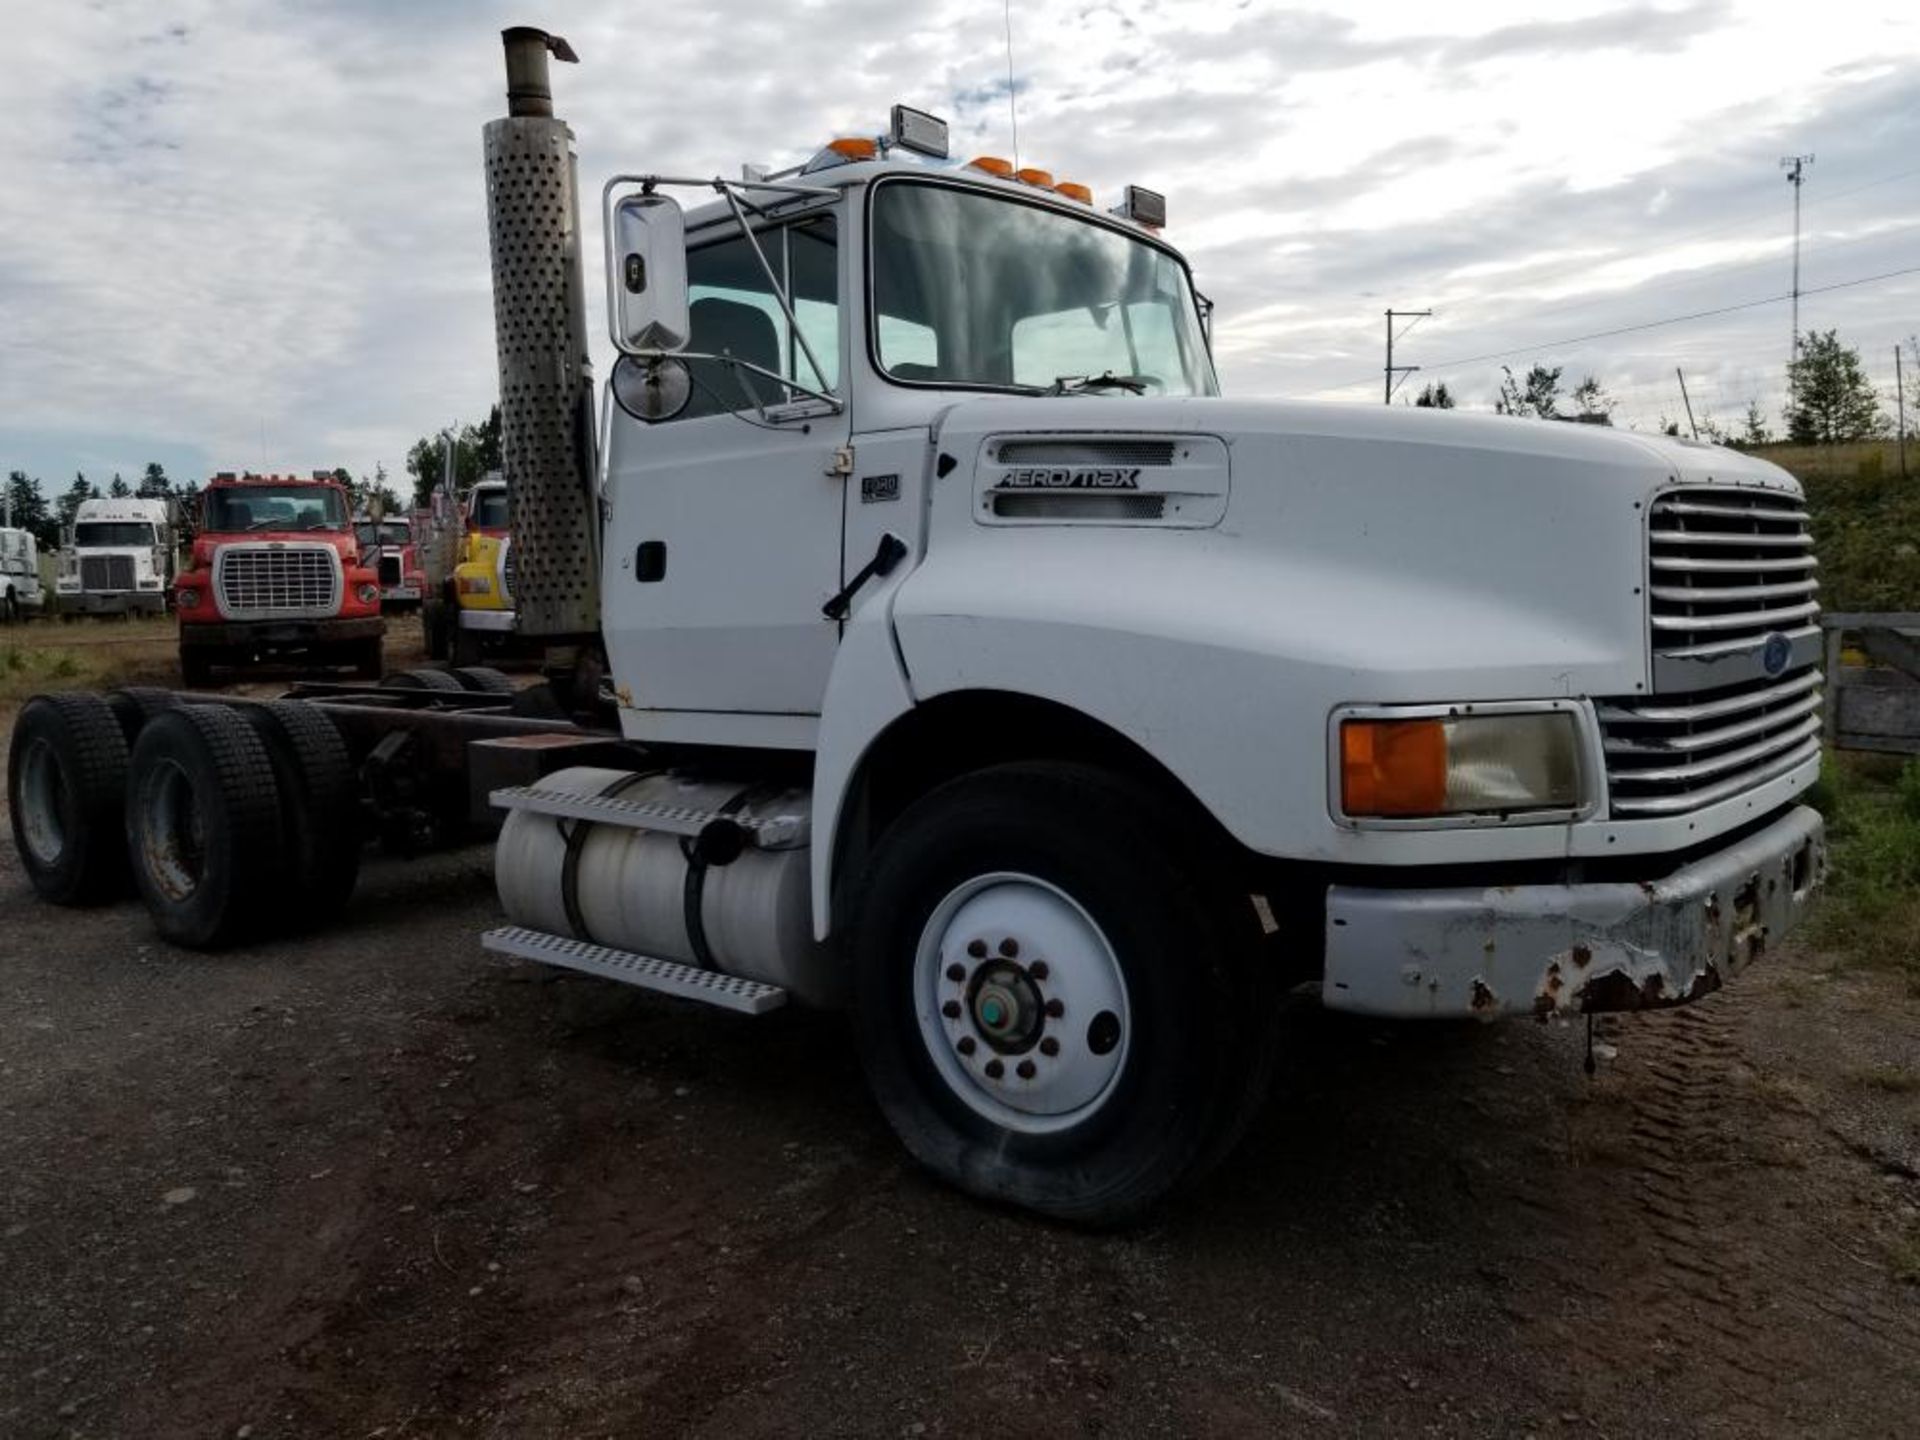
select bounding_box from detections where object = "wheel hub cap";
[914,873,1131,1134]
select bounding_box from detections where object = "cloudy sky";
[3,0,1917,493]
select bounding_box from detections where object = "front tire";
[848,762,1274,1225]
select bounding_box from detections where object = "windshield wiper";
[1048,371,1149,396]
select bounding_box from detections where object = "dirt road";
[2,834,1915,1439]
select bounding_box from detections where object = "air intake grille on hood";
[994,439,1177,467]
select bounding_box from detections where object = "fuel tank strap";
[558,770,656,939]
[680,783,770,972]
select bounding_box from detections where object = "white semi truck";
[1,526,47,621]
[54,496,175,615]
[6,29,1825,1222]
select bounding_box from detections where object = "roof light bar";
[968,155,1014,177]
[889,104,949,160]
[1113,184,1167,228]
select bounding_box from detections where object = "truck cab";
[173,472,384,684]
[354,512,427,612]
[448,475,515,664]
[54,497,173,616]
[1,527,46,621]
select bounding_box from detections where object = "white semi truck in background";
[5,28,1826,1222]
[54,496,175,616]
[1,526,47,621]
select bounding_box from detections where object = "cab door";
[602,212,848,727]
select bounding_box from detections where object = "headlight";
[1339,711,1583,820]
[356,583,380,604]
[458,575,492,595]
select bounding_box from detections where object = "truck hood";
[191,530,360,568]
[912,394,1802,704]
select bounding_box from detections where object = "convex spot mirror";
[611,354,693,423]
[608,193,690,354]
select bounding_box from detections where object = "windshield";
[870,181,1217,396]
[204,486,346,533]
[355,521,412,548]
[74,522,156,548]
[468,489,509,529]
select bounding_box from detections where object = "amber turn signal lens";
[1341,719,1448,818]
[1055,181,1093,204]
[968,155,1014,177]
[828,137,878,160]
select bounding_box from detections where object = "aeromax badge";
[1762,631,1793,675]
[994,467,1141,490]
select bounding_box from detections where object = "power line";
[1360,263,1920,381]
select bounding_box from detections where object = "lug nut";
[1016,1059,1036,1080]
[1045,998,1064,1019]
[957,1036,976,1056]
[998,937,1019,958]
[946,963,965,982]
[967,939,988,959]
[1039,1037,1059,1057]
[942,1000,961,1019]
[984,1058,1004,1079]
[1029,960,1049,981]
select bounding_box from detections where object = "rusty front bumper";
[1322,805,1825,1020]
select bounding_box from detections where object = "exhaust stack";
[482,26,599,640]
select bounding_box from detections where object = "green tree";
[1738,400,1772,448]
[1495,363,1564,419]
[1785,329,1887,444]
[107,472,131,498]
[4,471,57,547]
[56,473,97,532]
[1570,376,1614,425]
[136,461,170,498]
[1412,381,1455,409]
[405,411,501,506]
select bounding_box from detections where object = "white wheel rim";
[913,872,1131,1135]
[137,758,205,901]
[17,738,67,865]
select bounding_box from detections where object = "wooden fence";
[1822,613,1920,755]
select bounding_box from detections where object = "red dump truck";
[174,472,386,684]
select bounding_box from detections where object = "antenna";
[1781,154,1813,375]
[1003,0,1020,169]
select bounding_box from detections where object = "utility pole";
[1898,343,1909,482]
[1676,367,1699,440]
[1780,154,1813,377]
[1384,308,1431,404]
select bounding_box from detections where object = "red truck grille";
[215,545,340,619]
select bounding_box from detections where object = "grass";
[0,616,180,709]
[1807,752,1920,997]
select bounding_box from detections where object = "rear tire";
[450,665,514,695]
[125,705,287,949]
[848,762,1274,1226]
[104,686,182,748]
[7,692,132,905]
[380,666,462,691]
[242,701,360,930]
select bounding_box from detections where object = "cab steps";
[481,925,788,1015]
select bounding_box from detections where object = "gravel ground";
[2,823,1917,1438]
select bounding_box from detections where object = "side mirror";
[607,193,690,354]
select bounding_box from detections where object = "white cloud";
[1,0,1917,486]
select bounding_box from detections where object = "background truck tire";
[242,701,361,929]
[104,686,182,748]
[451,665,514,695]
[7,691,133,905]
[125,704,288,949]
[848,762,1276,1226]
[381,666,463,692]
[451,626,484,668]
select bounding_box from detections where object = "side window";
[683,215,838,418]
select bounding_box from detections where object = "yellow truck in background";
[422,472,517,665]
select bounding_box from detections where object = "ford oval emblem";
[1762,632,1793,676]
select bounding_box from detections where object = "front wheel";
[848,762,1275,1225]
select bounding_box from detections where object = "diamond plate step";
[481,926,787,1015]
[488,785,806,847]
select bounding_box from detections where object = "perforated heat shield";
[482,115,601,637]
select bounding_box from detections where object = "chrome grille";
[1599,670,1823,817]
[500,542,517,603]
[378,554,402,586]
[216,546,339,619]
[79,554,135,591]
[1648,488,1818,673]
